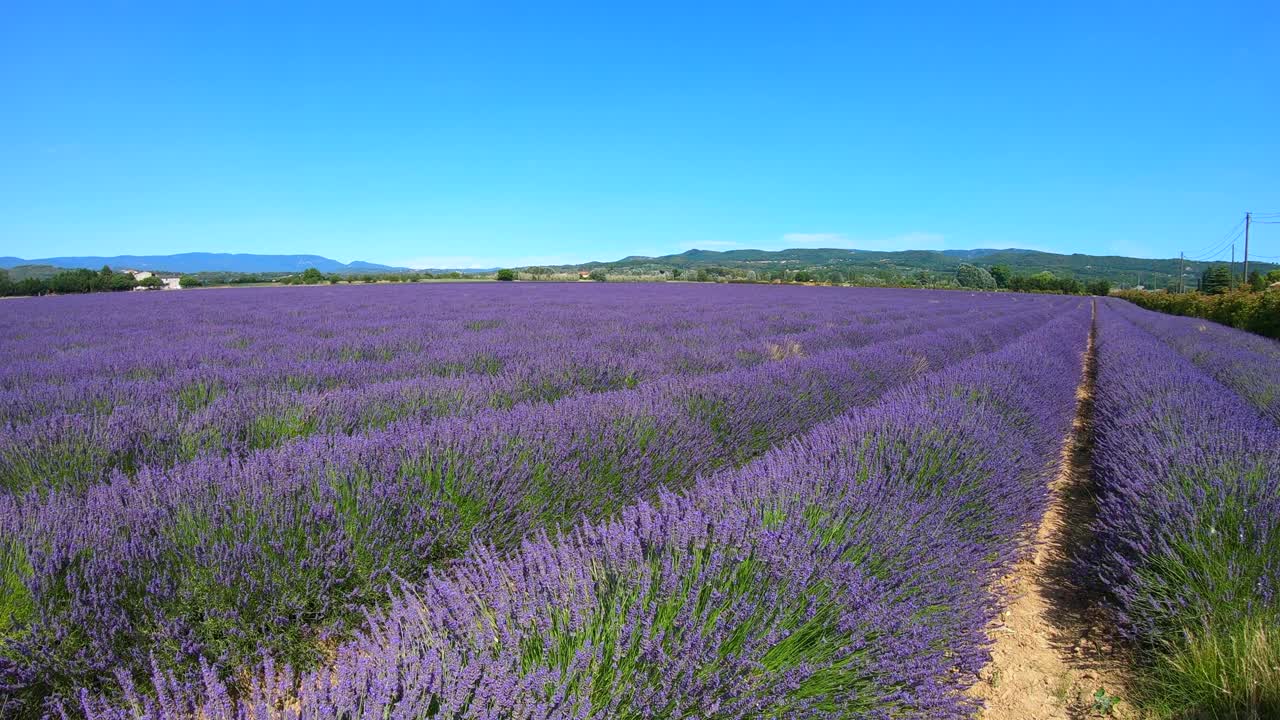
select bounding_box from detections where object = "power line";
[1192,244,1234,262]
[1186,227,1242,260]
[1187,226,1242,259]
[1187,218,1244,257]
[1176,212,1278,289]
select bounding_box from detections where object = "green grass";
[0,437,111,494]
[0,539,34,640]
[176,380,225,411]
[1139,616,1280,719]
[1122,460,1280,719]
[244,407,319,449]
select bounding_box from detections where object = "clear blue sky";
[3,1,1278,268]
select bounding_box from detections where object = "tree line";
[0,266,159,297]
[952,263,1112,295]
[277,268,470,285]
[1190,265,1277,294]
[503,262,1114,295]
[0,266,486,296]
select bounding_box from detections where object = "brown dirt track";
[969,304,1142,720]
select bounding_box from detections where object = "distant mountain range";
[3,248,1274,287]
[0,253,412,274]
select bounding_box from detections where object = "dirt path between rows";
[969,304,1141,719]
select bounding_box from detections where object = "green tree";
[1057,277,1083,295]
[495,269,516,281]
[299,267,325,284]
[793,271,813,283]
[1086,279,1111,296]
[956,263,997,289]
[1200,264,1231,295]
[50,269,95,293]
[1031,271,1055,285]
[109,272,137,291]
[15,277,48,295]
[1248,271,1266,291]
[179,275,203,288]
[589,269,608,282]
[138,276,164,290]
[988,264,1012,288]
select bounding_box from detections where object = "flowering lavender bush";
[72,298,1090,719]
[0,284,1019,494]
[0,284,1084,717]
[1087,299,1280,715]
[1108,297,1280,427]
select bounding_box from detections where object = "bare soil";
[969,306,1143,720]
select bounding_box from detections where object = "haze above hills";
[0,253,409,274]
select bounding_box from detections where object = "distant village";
[124,270,183,290]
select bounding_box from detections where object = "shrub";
[1114,287,1280,340]
[495,269,515,281]
[955,264,996,289]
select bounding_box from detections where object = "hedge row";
[1113,287,1280,340]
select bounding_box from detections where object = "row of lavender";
[1104,297,1280,426]
[1,296,1057,515]
[74,298,1092,718]
[0,287,1073,716]
[1,284,968,411]
[1086,300,1279,715]
[0,285,1000,494]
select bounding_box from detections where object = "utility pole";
[1179,252,1185,293]
[1231,244,1236,289]
[1243,212,1251,283]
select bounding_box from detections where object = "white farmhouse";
[127,270,183,290]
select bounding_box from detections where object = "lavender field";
[0,284,1275,718]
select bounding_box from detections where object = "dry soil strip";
[968,303,1139,720]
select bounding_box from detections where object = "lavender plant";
[1109,297,1280,427]
[0,285,1083,717]
[1087,299,1280,716]
[0,285,1017,494]
[71,297,1090,719]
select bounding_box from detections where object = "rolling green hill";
[538,247,1277,289]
